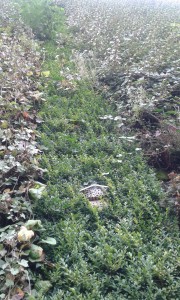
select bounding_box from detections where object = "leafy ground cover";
[33,1,180,299]
[0,1,58,299]
[63,0,180,219]
[65,0,180,171]
[1,0,180,299]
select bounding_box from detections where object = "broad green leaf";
[25,220,43,230]
[29,244,44,262]
[29,182,46,200]
[41,71,50,77]
[40,237,56,245]
[0,120,8,129]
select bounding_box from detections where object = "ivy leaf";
[1,262,9,270]
[18,259,29,268]
[29,182,46,200]
[5,279,14,287]
[10,268,20,275]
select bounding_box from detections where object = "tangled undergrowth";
[35,2,180,299]
[0,1,58,299]
[62,0,180,218]
[1,0,180,299]
[65,0,180,171]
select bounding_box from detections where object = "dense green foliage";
[39,82,180,298]
[16,0,62,40]
[31,9,180,300]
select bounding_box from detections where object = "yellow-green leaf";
[41,71,50,77]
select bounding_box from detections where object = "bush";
[17,0,60,40]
